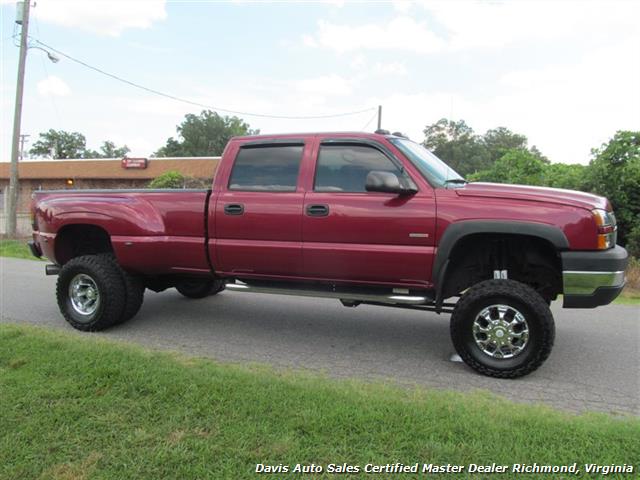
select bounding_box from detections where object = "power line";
[32,38,377,121]
[32,16,63,127]
[360,109,378,131]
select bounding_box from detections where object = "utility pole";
[7,0,31,237]
[19,134,30,160]
[377,105,382,130]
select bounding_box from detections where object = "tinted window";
[228,145,303,191]
[314,145,402,192]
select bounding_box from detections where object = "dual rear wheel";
[56,254,223,331]
[57,254,138,331]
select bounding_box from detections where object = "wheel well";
[55,224,113,265]
[440,233,562,302]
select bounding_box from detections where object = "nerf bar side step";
[225,280,431,305]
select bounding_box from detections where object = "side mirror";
[365,171,417,195]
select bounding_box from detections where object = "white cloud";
[425,0,640,50]
[493,40,640,163]
[33,0,167,37]
[369,35,640,165]
[231,0,344,6]
[303,1,640,53]
[391,0,412,13]
[302,34,318,48]
[374,62,407,76]
[69,70,378,157]
[37,75,71,97]
[294,74,353,96]
[350,54,366,69]
[305,16,445,54]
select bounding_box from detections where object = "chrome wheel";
[472,304,529,359]
[68,273,100,318]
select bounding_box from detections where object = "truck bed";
[32,189,212,274]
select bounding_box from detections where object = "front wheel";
[175,279,225,299]
[450,279,555,378]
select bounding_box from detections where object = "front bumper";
[562,245,628,308]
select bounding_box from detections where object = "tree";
[529,145,549,163]
[585,131,640,246]
[626,226,640,258]
[155,110,259,157]
[30,129,87,159]
[469,148,547,186]
[543,163,587,190]
[85,141,130,159]
[423,119,491,176]
[30,129,130,159]
[482,127,529,163]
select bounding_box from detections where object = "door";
[302,141,436,287]
[215,142,306,277]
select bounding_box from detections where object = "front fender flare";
[433,220,569,307]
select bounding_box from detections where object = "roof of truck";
[230,131,403,142]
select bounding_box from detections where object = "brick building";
[0,157,220,236]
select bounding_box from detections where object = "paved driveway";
[1,257,638,415]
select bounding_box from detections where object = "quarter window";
[314,144,403,192]
[228,145,303,191]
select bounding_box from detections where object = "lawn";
[617,289,640,305]
[0,324,638,479]
[0,239,41,261]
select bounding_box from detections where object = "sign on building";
[121,157,148,169]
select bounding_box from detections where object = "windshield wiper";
[443,178,468,184]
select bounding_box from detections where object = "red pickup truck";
[29,131,628,377]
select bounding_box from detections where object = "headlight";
[592,208,617,249]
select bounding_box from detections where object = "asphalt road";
[2,257,638,415]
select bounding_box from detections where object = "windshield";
[389,138,464,187]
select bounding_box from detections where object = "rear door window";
[228,145,303,191]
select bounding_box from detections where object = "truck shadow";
[119,289,457,374]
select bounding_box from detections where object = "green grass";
[617,289,640,305]
[0,239,43,261]
[0,324,638,479]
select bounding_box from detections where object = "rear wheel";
[176,279,225,299]
[56,255,126,331]
[98,253,145,323]
[450,279,555,378]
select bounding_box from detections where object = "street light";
[29,45,60,63]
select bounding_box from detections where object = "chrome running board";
[225,281,430,306]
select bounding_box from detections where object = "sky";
[1,0,639,165]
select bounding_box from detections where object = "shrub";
[148,171,209,189]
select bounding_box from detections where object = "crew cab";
[29,131,629,377]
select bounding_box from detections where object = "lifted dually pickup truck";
[29,131,629,377]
